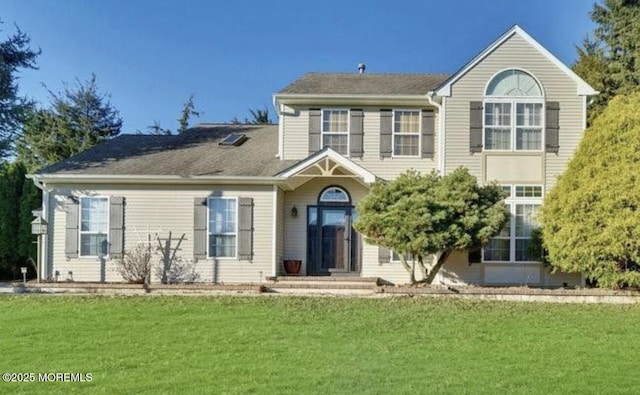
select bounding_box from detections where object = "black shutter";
[380,110,392,158]
[422,109,435,159]
[238,197,253,261]
[468,248,482,265]
[545,101,560,153]
[65,196,79,259]
[309,109,321,154]
[378,246,391,264]
[109,197,125,259]
[349,109,364,158]
[470,101,483,153]
[193,198,207,261]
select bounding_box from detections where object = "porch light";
[291,206,298,217]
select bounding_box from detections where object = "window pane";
[516,103,542,126]
[209,199,236,234]
[322,134,348,155]
[515,185,542,198]
[81,198,108,233]
[485,103,511,126]
[516,128,542,150]
[515,204,539,237]
[394,111,420,133]
[515,239,536,261]
[209,235,236,258]
[80,234,108,256]
[485,128,511,150]
[393,135,419,156]
[322,110,348,132]
[483,238,510,261]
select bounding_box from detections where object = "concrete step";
[267,276,381,286]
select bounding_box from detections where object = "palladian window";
[484,70,544,151]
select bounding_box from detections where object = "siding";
[281,107,438,180]
[444,33,585,189]
[47,184,274,283]
[275,186,285,275]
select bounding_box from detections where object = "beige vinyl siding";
[444,33,585,187]
[282,107,310,160]
[47,183,274,283]
[281,107,438,180]
[283,177,368,276]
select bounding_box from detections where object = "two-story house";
[31,25,597,286]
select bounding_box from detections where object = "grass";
[0,295,639,394]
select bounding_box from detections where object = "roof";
[435,25,598,97]
[39,124,297,177]
[277,73,450,96]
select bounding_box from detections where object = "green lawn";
[0,295,638,395]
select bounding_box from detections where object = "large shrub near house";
[541,91,640,288]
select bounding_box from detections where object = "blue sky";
[4,0,596,133]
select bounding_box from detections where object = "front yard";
[0,296,638,394]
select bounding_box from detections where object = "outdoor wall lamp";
[291,206,298,217]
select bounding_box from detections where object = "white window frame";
[392,109,421,158]
[207,197,238,259]
[483,98,545,152]
[483,68,545,153]
[78,196,110,258]
[321,109,350,156]
[482,185,544,264]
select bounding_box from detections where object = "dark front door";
[307,206,360,275]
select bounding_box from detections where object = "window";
[319,187,350,203]
[392,251,415,262]
[208,197,237,258]
[483,185,543,263]
[322,109,349,155]
[393,110,420,156]
[80,197,109,257]
[484,69,544,151]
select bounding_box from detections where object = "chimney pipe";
[357,63,366,74]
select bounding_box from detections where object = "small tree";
[354,168,507,284]
[540,91,640,288]
[115,243,155,284]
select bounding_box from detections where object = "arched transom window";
[484,69,544,151]
[319,186,350,204]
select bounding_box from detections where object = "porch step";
[266,276,381,285]
[264,276,381,294]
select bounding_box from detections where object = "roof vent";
[219,133,248,147]
[357,63,366,74]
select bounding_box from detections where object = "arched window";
[318,186,350,204]
[484,69,544,151]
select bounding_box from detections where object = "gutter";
[272,95,284,159]
[29,174,288,186]
[426,92,445,175]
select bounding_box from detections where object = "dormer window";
[322,109,349,155]
[484,69,544,151]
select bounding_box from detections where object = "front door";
[307,206,360,275]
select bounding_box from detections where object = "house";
[30,25,597,286]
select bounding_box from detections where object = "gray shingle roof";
[278,73,450,95]
[40,124,297,177]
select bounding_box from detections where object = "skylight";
[218,133,248,146]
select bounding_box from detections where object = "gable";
[435,26,597,97]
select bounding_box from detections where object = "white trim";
[435,25,598,97]
[271,185,278,277]
[78,195,110,259]
[42,189,49,280]
[482,184,544,264]
[483,98,545,152]
[321,108,350,156]
[207,196,238,260]
[276,148,376,184]
[439,97,446,174]
[391,109,422,158]
[582,96,587,131]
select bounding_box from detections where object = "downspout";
[27,175,49,282]
[426,92,445,175]
[272,96,284,159]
